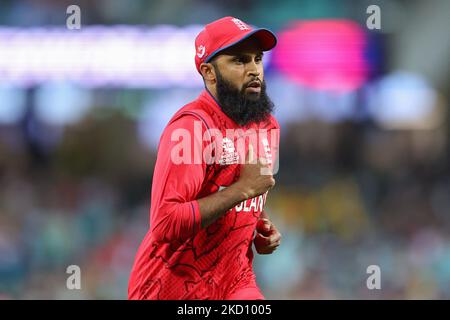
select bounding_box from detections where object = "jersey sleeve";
[149,114,209,243]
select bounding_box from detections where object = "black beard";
[214,70,274,126]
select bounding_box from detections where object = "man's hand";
[234,144,275,200]
[254,218,282,254]
[198,145,276,228]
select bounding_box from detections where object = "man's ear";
[200,63,216,83]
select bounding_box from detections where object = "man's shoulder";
[164,98,214,132]
[256,114,280,130]
[268,114,280,129]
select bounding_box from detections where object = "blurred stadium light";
[0,25,204,88]
[34,83,92,126]
[272,19,371,92]
[367,71,444,130]
[0,85,26,124]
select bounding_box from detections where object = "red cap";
[194,16,277,74]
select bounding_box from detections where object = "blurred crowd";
[1,101,449,299]
[1,0,450,299]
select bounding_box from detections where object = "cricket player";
[128,16,281,300]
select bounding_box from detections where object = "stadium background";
[0,0,449,299]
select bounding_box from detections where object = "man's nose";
[247,61,260,77]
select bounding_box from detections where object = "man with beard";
[128,17,282,300]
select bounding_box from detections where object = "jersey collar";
[198,88,240,128]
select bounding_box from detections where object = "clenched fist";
[254,218,282,254]
[235,144,275,200]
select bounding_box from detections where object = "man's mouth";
[246,81,261,93]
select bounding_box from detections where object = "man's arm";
[197,184,247,228]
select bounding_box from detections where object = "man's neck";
[205,83,218,101]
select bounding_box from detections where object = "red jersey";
[128,89,280,300]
